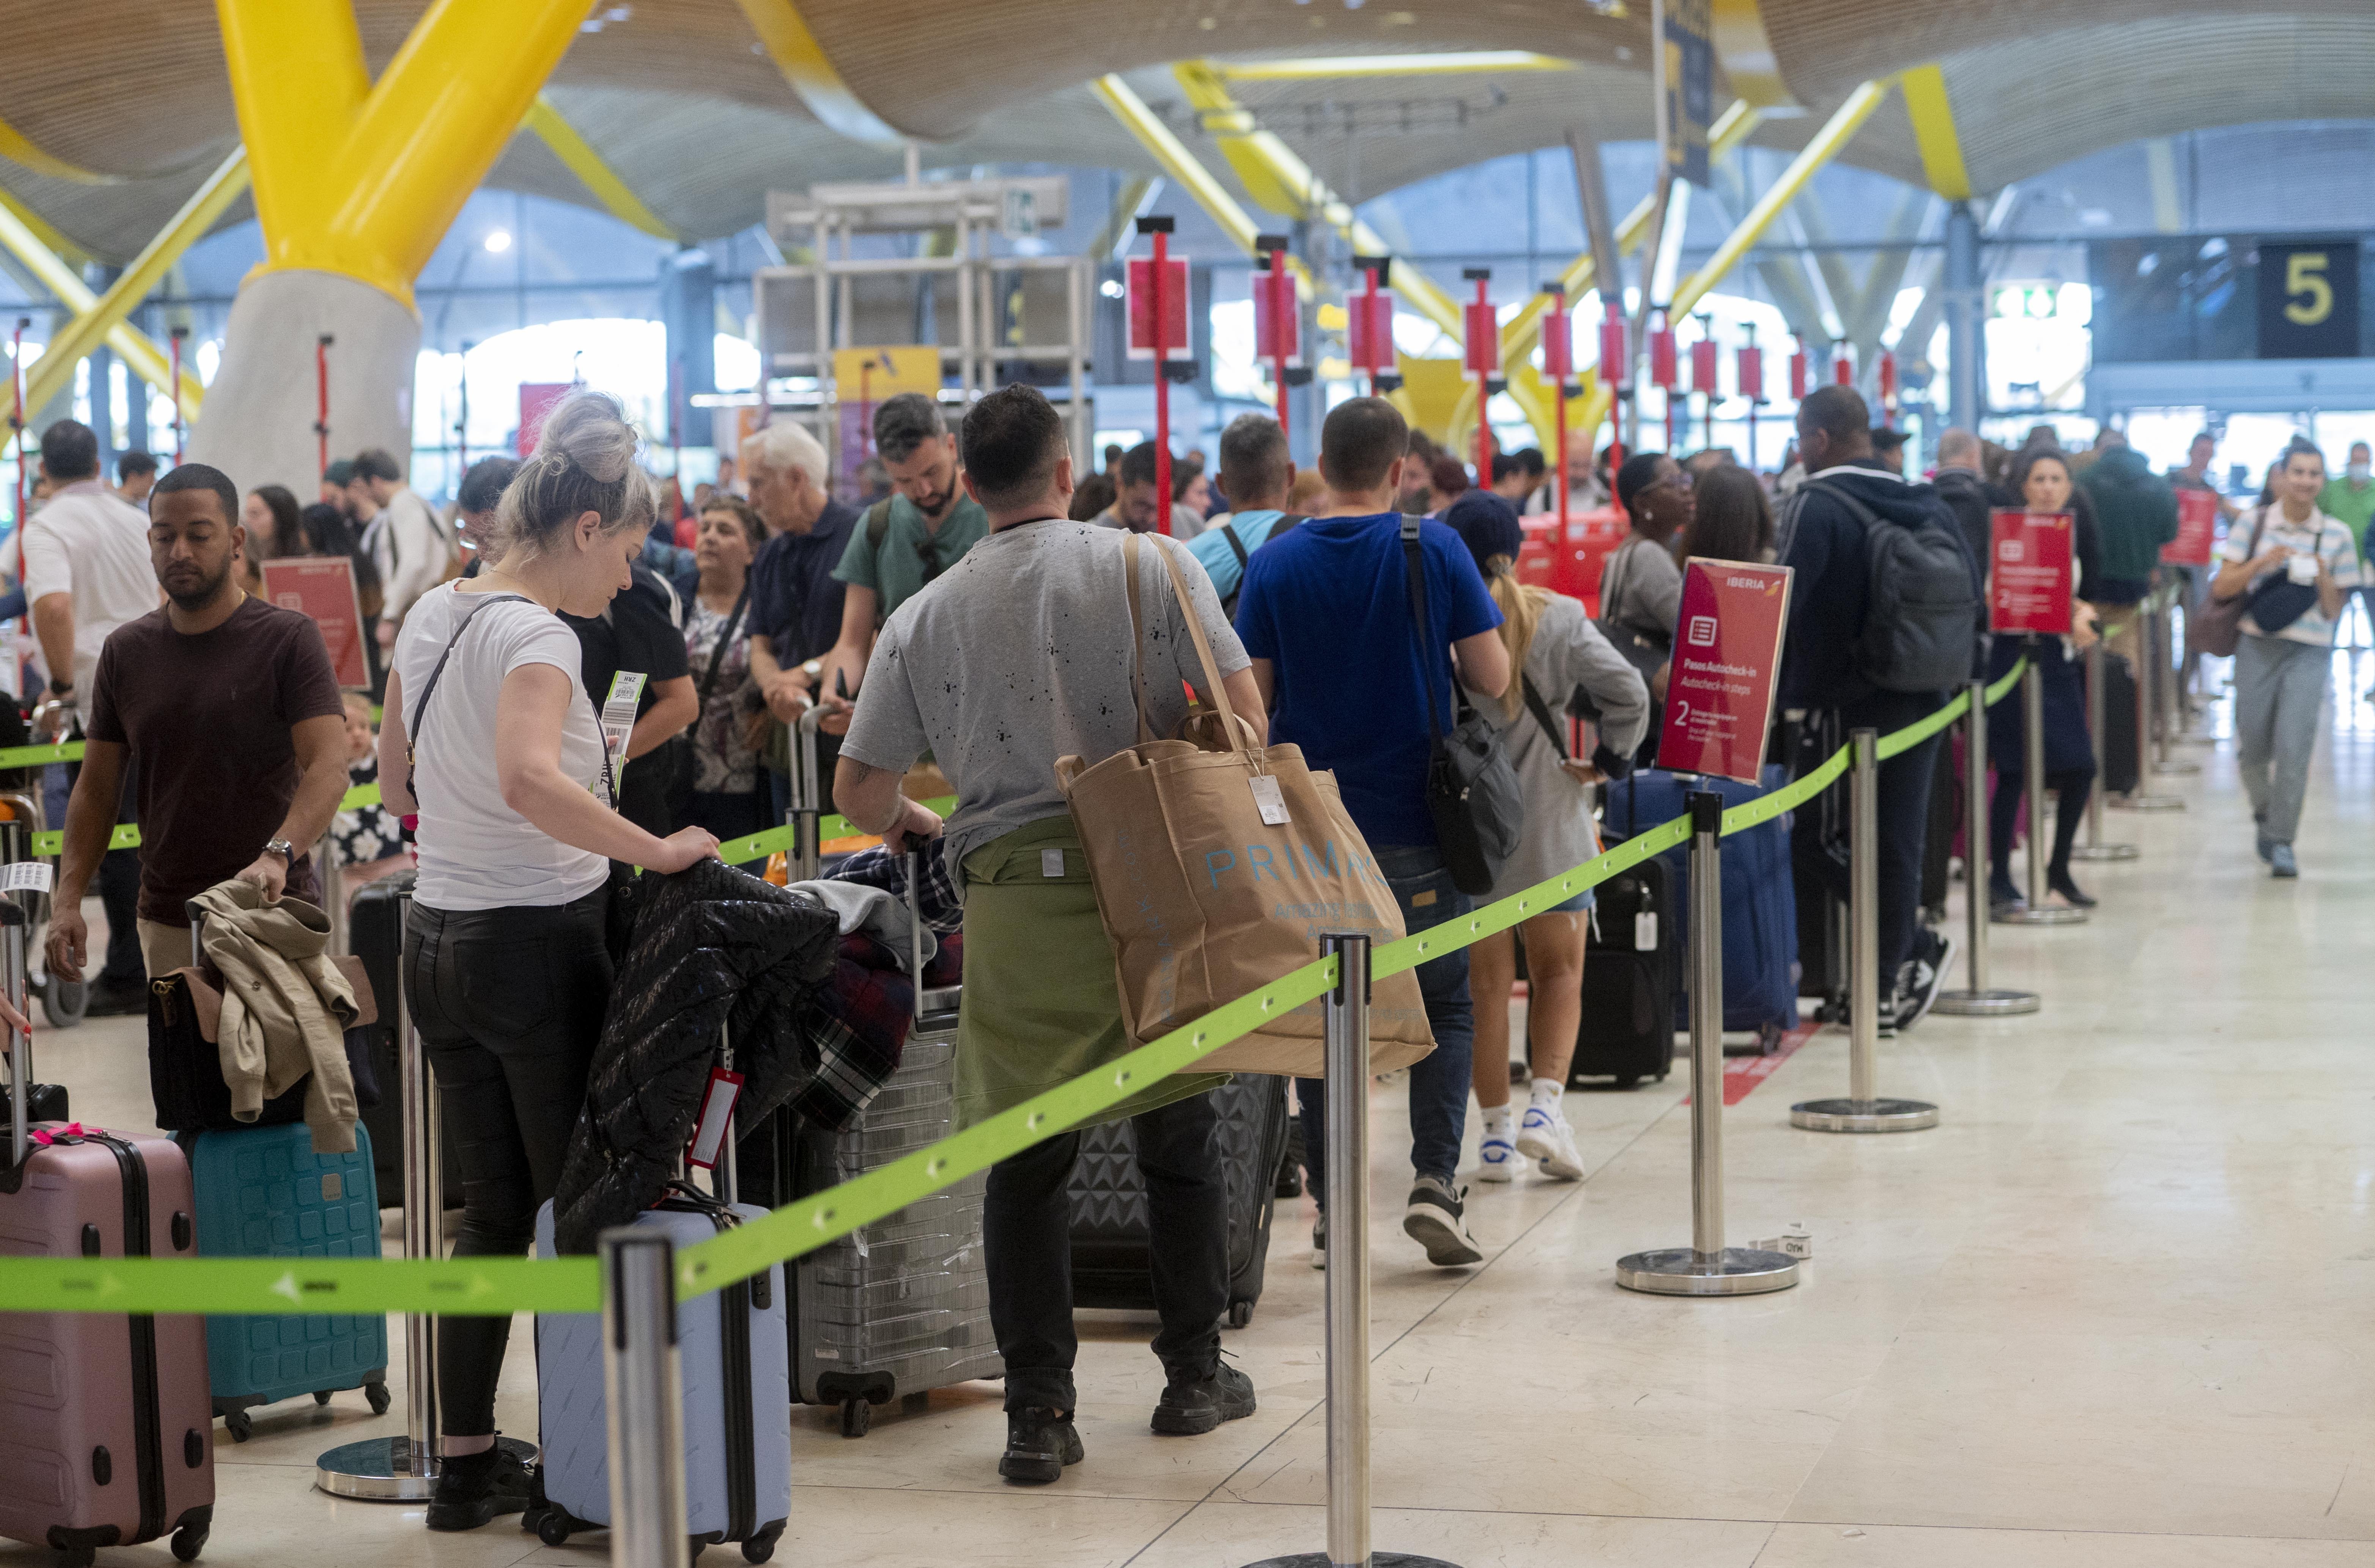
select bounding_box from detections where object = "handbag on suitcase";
[0,903,215,1567]
[179,1122,390,1441]
[1065,1072,1290,1329]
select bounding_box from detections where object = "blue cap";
[1444,488,1523,577]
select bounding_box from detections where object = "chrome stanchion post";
[602,1229,689,1568]
[1995,646,2088,927]
[315,823,346,955]
[318,889,533,1497]
[2114,606,2185,810]
[2069,642,2135,862]
[1618,793,1797,1295]
[2150,592,2199,776]
[1792,730,1939,1132]
[1245,933,1459,1568]
[1934,680,2039,1016]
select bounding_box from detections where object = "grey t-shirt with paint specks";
[840,518,1250,878]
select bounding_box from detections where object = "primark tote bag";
[1056,534,1435,1078]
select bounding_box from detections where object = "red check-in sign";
[1655,559,1794,784]
[2163,488,2217,566]
[263,557,368,690]
[1989,509,2074,635]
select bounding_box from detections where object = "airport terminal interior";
[0,2,2373,1566]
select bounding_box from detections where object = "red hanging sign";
[1788,345,1808,400]
[1832,348,1854,385]
[1252,263,1299,367]
[1540,301,1573,379]
[1598,303,1628,389]
[1690,337,1720,396]
[1737,344,1764,401]
[1656,559,1796,785]
[1463,300,1500,376]
[1989,509,2076,635]
[1126,256,1191,358]
[1348,291,1394,374]
[2163,488,2218,566]
[1648,320,1677,390]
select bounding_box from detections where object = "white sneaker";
[1475,1130,1525,1183]
[1514,1104,1584,1180]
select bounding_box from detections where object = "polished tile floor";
[18,669,2375,1567]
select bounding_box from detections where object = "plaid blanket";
[785,847,964,1130]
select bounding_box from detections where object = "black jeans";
[403,889,611,1438]
[982,1090,1226,1414]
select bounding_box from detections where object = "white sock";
[1482,1106,1514,1141]
[1528,1077,1566,1109]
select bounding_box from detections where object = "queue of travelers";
[6,366,2345,1515]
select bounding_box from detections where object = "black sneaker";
[1151,1359,1255,1436]
[83,976,149,1018]
[1895,930,1955,1032]
[998,1407,1082,1485]
[1402,1175,1483,1266]
[425,1444,534,1531]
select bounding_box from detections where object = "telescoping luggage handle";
[903,850,960,1032]
[788,706,830,884]
[2,899,27,1169]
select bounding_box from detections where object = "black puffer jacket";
[552,859,841,1253]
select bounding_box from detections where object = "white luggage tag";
[0,861,53,894]
[685,1067,744,1171]
[597,671,648,801]
[1635,911,1657,952]
[1248,773,1290,826]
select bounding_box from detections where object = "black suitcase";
[1570,851,1675,1088]
[1066,1075,1289,1329]
[1920,736,1955,927]
[2097,650,2139,797]
[1786,710,1851,1021]
[351,873,462,1209]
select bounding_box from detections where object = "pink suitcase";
[0,904,215,1567]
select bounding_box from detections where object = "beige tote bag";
[1055,533,1435,1077]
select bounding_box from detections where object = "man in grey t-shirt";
[834,384,1266,1487]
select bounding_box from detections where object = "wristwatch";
[46,677,71,696]
[261,839,296,863]
[801,659,824,680]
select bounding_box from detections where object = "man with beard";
[46,463,349,987]
[820,392,987,702]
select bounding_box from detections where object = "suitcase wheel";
[171,1523,208,1563]
[536,1509,573,1548]
[313,1390,333,1406]
[1610,1076,1640,1090]
[222,1409,253,1444]
[39,971,86,1030]
[840,1397,871,1439]
[741,1523,785,1564]
[57,1548,95,1568]
[1226,1299,1254,1329]
[689,1536,706,1562]
[365,1382,392,1416]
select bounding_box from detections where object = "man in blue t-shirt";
[1236,397,1510,1269]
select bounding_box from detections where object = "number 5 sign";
[2258,240,2359,359]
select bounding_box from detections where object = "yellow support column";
[196,0,594,494]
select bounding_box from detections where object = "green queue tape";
[0,675,2010,1317]
[0,741,85,769]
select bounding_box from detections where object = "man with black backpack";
[1776,387,1981,1034]
[1184,413,1302,613]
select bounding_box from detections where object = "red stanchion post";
[1649,309,1677,452]
[1131,215,1180,535]
[1598,299,1629,482]
[168,326,188,465]
[1254,235,1296,442]
[1462,268,1497,484]
[1690,316,1718,454]
[1738,328,1764,471]
[314,334,333,479]
[1538,283,1571,536]
[1350,254,1397,401]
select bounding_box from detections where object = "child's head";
[341,692,375,761]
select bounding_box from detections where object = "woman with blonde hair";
[378,390,720,1531]
[1443,491,1649,1181]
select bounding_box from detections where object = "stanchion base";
[1790,1097,1940,1133]
[315,1435,536,1501]
[2109,794,2186,811]
[2175,732,2215,747]
[1992,903,2088,925]
[2152,761,2203,777]
[1932,987,2041,1016]
[2068,843,2139,861]
[1614,1246,1799,1296]
[1242,1555,1465,1567]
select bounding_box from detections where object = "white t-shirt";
[20,481,156,726]
[368,487,456,627]
[395,583,609,911]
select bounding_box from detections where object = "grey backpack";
[1802,480,1979,694]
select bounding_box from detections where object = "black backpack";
[1216,513,1304,617]
[1802,479,1979,695]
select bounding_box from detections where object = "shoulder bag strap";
[1520,672,1570,762]
[1400,517,1449,742]
[1145,531,1253,757]
[404,592,533,779]
[697,585,751,702]
[1222,520,1250,573]
[1121,533,1156,745]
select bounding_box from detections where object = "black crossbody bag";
[1399,518,1524,896]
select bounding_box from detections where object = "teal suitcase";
[182,1122,391,1441]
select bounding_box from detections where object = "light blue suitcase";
[182,1121,391,1441]
[528,1192,791,1562]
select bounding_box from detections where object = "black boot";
[999,1407,1082,1484]
[1151,1358,1256,1436]
[425,1444,533,1532]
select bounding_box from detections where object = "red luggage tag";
[30,1122,90,1145]
[686,1068,744,1171]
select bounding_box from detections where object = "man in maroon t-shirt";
[48,463,349,988]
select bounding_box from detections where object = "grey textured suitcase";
[1066,1074,1289,1329]
[528,1191,791,1562]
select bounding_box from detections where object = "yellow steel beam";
[0,185,88,270]
[523,95,680,241]
[1170,61,1458,335]
[733,0,903,144]
[1669,78,1894,321]
[0,115,121,185]
[1216,52,1571,82]
[0,196,202,421]
[219,0,590,305]
[1711,0,1801,113]
[1088,75,1312,300]
[1498,99,1764,366]
[16,147,245,426]
[1898,64,1972,201]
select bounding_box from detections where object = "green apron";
[955,815,1228,1131]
